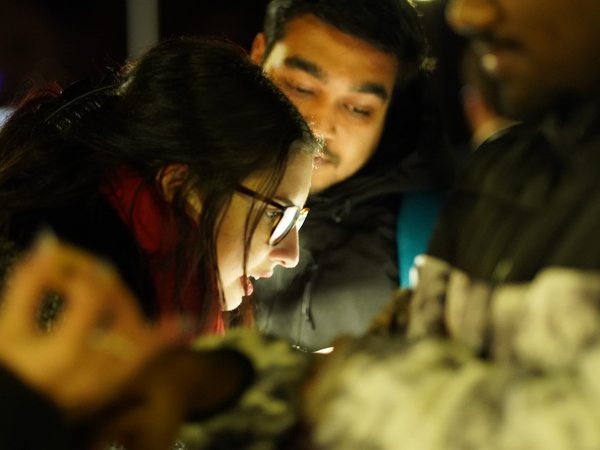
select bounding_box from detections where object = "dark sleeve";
[0,365,75,450]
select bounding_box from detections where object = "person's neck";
[540,93,600,155]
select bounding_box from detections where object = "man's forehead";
[269,17,399,96]
[280,16,397,66]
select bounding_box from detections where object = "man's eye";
[346,104,372,117]
[284,80,314,95]
[295,85,313,95]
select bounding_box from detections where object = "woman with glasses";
[0,36,319,339]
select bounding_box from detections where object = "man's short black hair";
[262,0,432,85]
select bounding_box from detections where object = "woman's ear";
[250,33,266,64]
[156,164,189,203]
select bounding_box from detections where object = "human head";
[446,0,600,120]
[211,149,313,312]
[251,0,432,193]
[0,37,318,332]
[117,38,319,313]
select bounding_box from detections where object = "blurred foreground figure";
[459,48,518,149]
[300,0,600,449]
[0,237,254,450]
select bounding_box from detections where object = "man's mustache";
[318,144,340,166]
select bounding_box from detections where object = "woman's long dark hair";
[0,37,316,333]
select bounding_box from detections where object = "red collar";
[102,166,224,337]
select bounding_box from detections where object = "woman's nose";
[271,227,300,268]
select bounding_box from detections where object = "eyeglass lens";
[270,207,301,245]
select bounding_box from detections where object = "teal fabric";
[397,192,445,288]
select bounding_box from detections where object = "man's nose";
[446,0,499,35]
[271,227,300,269]
[304,101,337,142]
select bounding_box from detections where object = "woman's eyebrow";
[271,196,296,207]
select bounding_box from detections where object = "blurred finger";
[0,232,61,331]
[52,265,113,343]
[43,242,143,342]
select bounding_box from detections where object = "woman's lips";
[240,273,275,296]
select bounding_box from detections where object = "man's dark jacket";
[254,152,443,352]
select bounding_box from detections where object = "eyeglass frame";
[235,185,309,246]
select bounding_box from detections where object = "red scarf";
[101,166,225,338]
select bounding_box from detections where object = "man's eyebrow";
[354,82,390,102]
[284,55,390,101]
[284,56,327,81]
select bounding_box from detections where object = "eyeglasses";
[235,185,309,246]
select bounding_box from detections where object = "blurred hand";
[0,234,180,419]
[0,234,253,450]
[88,348,253,450]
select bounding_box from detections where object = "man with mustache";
[249,0,448,352]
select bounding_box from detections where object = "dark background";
[0,0,271,104]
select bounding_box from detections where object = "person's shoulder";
[462,122,546,185]
[475,123,537,158]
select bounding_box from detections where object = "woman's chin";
[222,294,243,311]
[222,275,254,311]
[222,281,244,311]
